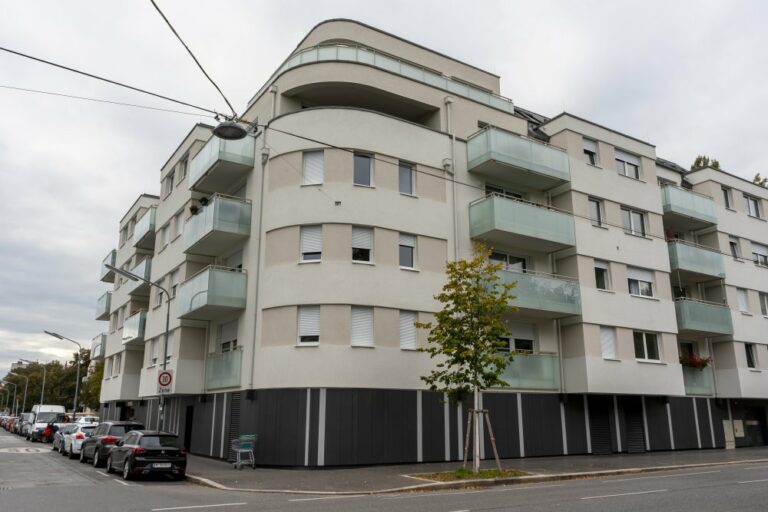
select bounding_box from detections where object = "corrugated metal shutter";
[399,311,417,349]
[303,151,324,185]
[351,306,374,347]
[227,393,241,462]
[627,266,653,282]
[301,226,322,254]
[299,306,320,337]
[352,227,372,249]
[600,326,616,359]
[399,233,415,247]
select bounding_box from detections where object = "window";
[737,288,749,313]
[173,212,184,239]
[302,150,324,185]
[583,138,598,165]
[165,330,174,362]
[219,320,238,353]
[113,353,122,376]
[353,153,372,186]
[300,225,322,261]
[399,311,417,350]
[594,260,610,290]
[352,227,373,262]
[500,323,536,354]
[106,357,113,378]
[679,341,695,360]
[177,158,188,182]
[117,306,126,328]
[722,187,733,209]
[588,197,604,226]
[729,236,741,259]
[170,269,180,298]
[162,171,175,197]
[298,305,320,344]
[745,343,757,369]
[633,331,660,361]
[159,224,169,248]
[486,184,523,200]
[600,326,617,359]
[615,150,640,179]
[627,267,654,297]
[399,233,416,268]
[745,195,762,218]
[351,307,374,347]
[760,292,768,316]
[751,242,768,267]
[119,227,128,246]
[110,312,118,332]
[621,207,646,236]
[155,282,165,307]
[490,251,526,272]
[399,161,415,195]
[150,338,158,366]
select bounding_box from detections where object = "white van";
[28,405,66,442]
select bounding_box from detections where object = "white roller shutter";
[737,289,749,312]
[583,138,598,153]
[352,227,372,249]
[220,320,238,343]
[508,322,535,341]
[594,259,609,270]
[399,233,415,247]
[299,306,320,339]
[615,149,640,165]
[351,306,374,347]
[399,311,417,350]
[301,225,322,254]
[752,242,768,257]
[627,266,654,282]
[303,151,324,185]
[600,326,617,359]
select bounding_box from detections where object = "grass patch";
[414,467,529,481]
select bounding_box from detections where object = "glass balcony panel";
[675,299,734,335]
[96,292,111,321]
[91,334,106,360]
[122,310,147,345]
[499,353,560,390]
[661,185,717,229]
[205,350,242,390]
[133,207,156,249]
[317,46,336,61]
[101,250,116,282]
[188,135,256,193]
[126,258,152,296]
[184,195,252,256]
[177,266,247,320]
[498,269,581,317]
[683,366,715,396]
[667,241,725,279]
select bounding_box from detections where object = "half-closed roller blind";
[303,151,324,185]
[752,242,768,256]
[594,259,609,270]
[627,266,653,282]
[399,311,417,350]
[299,306,320,336]
[399,233,415,247]
[351,306,373,346]
[508,322,535,341]
[352,227,372,249]
[220,320,238,343]
[600,326,616,359]
[615,149,640,165]
[301,225,322,253]
[583,138,598,153]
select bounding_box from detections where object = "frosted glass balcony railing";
[126,258,152,296]
[184,194,252,256]
[498,269,581,317]
[675,298,734,335]
[188,135,255,193]
[467,127,570,189]
[121,310,147,345]
[100,249,116,283]
[668,240,725,279]
[133,207,157,249]
[661,185,717,227]
[499,353,560,390]
[177,266,247,320]
[247,44,515,114]
[96,292,111,321]
[91,334,106,360]
[470,194,575,251]
[683,366,715,396]
[206,350,242,390]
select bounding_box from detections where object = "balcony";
[682,366,715,396]
[91,334,106,360]
[661,185,718,231]
[126,258,152,296]
[470,194,575,251]
[122,310,147,345]
[184,194,252,256]
[177,266,247,320]
[498,269,581,318]
[206,350,242,390]
[133,207,157,249]
[96,292,111,321]
[675,298,734,336]
[100,250,116,283]
[467,127,570,190]
[667,240,725,280]
[499,353,560,390]
[189,135,255,193]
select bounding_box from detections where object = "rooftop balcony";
[498,269,581,318]
[470,194,575,251]
[96,292,111,321]
[682,366,715,396]
[121,310,147,345]
[177,266,247,320]
[133,207,157,250]
[205,349,242,390]
[91,334,106,360]
[100,250,116,283]
[126,258,152,296]
[189,135,255,194]
[499,353,560,391]
[184,194,252,256]
[661,185,718,231]
[467,127,570,190]
[675,298,734,336]
[667,240,725,280]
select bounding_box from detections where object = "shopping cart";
[231,434,257,470]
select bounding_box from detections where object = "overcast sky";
[1,0,766,377]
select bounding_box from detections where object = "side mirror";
[116,440,124,447]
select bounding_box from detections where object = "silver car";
[62,424,97,459]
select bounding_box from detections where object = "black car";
[106,431,186,480]
[80,421,144,467]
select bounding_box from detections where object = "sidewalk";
[186,446,768,494]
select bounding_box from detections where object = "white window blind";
[615,149,640,165]
[399,311,417,350]
[737,288,749,312]
[301,225,322,260]
[627,267,654,282]
[150,338,158,365]
[298,305,320,342]
[583,139,598,153]
[352,227,372,249]
[399,233,416,247]
[600,326,617,359]
[164,330,174,360]
[351,307,374,347]
[752,242,768,257]
[594,260,609,270]
[303,151,324,185]
[220,320,238,343]
[508,322,536,342]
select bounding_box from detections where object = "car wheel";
[175,471,186,481]
[93,449,101,468]
[122,460,132,481]
[79,448,88,463]
[68,448,77,460]
[106,455,114,474]
[59,443,65,455]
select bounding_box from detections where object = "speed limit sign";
[157,369,173,394]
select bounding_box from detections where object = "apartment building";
[93,19,768,464]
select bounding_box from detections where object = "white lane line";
[113,479,134,486]
[738,478,768,484]
[743,465,768,470]
[289,495,366,503]
[151,504,247,511]
[581,489,667,500]
[605,470,720,483]
[94,471,112,478]
[383,490,484,500]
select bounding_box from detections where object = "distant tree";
[80,359,104,412]
[754,173,767,187]
[691,155,721,171]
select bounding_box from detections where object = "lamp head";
[213,120,249,140]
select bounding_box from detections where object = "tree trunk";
[473,387,480,474]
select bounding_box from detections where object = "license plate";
[153,463,172,469]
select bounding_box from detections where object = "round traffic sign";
[158,370,173,387]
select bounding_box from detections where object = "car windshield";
[36,412,61,423]
[109,425,144,436]
[139,435,180,448]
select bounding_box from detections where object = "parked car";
[28,405,67,442]
[80,421,145,467]
[62,423,97,459]
[106,431,186,480]
[16,413,33,435]
[76,415,99,424]
[52,424,78,453]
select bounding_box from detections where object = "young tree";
[417,244,516,473]
[80,359,104,412]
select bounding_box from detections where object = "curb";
[186,457,768,495]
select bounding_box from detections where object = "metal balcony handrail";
[498,267,579,282]
[207,192,252,205]
[125,309,147,320]
[470,192,573,217]
[666,238,721,253]
[467,124,568,154]
[181,264,246,285]
[674,297,729,308]
[660,183,714,201]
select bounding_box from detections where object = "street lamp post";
[20,359,46,407]
[3,381,17,416]
[44,331,83,419]
[1,388,8,414]
[105,263,171,430]
[8,372,28,414]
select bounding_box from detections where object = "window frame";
[633,331,661,361]
[297,305,320,345]
[722,186,733,209]
[350,306,374,347]
[621,206,647,237]
[627,266,655,298]
[759,292,768,316]
[745,343,757,369]
[729,236,741,259]
[588,197,605,227]
[399,310,418,350]
[594,260,611,290]
[302,150,324,186]
[583,138,599,166]
[737,288,750,313]
[615,150,641,180]
[600,326,617,360]
[351,226,373,263]
[353,153,373,187]
[745,194,762,218]
[300,225,322,262]
[398,233,416,269]
[398,161,415,195]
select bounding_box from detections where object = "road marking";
[113,479,134,486]
[581,489,667,500]
[383,490,484,500]
[743,465,768,470]
[738,478,768,484]
[606,470,720,482]
[151,504,247,511]
[0,447,49,453]
[489,483,564,492]
[95,471,112,478]
[289,495,366,502]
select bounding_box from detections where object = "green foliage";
[691,155,720,171]
[417,245,516,402]
[80,359,104,411]
[754,173,767,187]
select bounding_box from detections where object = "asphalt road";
[2,428,768,511]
